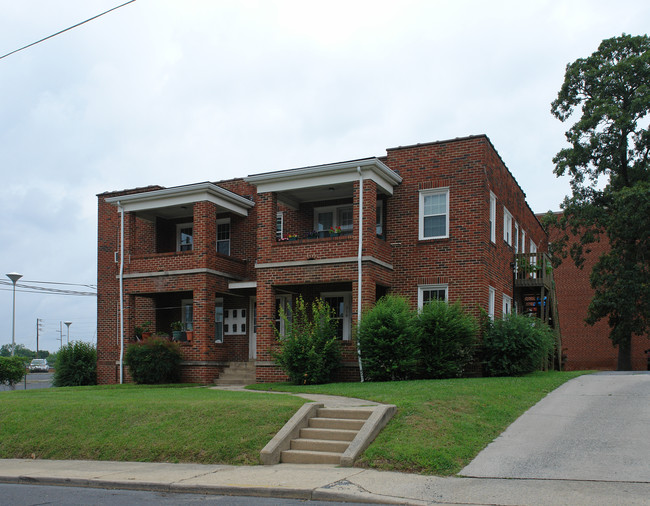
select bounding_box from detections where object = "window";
[514,222,520,253]
[224,307,246,335]
[275,295,292,336]
[376,200,384,237]
[322,292,352,340]
[489,192,496,243]
[418,284,448,308]
[503,207,513,245]
[276,212,283,240]
[215,298,223,343]
[314,204,353,234]
[419,188,449,240]
[530,240,538,278]
[488,286,495,320]
[182,299,193,331]
[177,223,193,252]
[503,294,512,316]
[521,229,526,253]
[216,218,230,255]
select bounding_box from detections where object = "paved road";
[0,483,367,505]
[460,371,650,482]
[0,372,54,392]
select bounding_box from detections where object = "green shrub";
[482,314,555,377]
[125,337,182,384]
[272,296,341,385]
[53,341,97,387]
[416,300,478,379]
[0,356,27,387]
[358,295,419,381]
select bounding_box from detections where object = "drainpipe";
[118,202,125,384]
[356,167,365,382]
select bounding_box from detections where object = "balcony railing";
[514,252,554,290]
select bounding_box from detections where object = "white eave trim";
[105,182,255,217]
[245,158,402,195]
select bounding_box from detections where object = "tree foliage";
[547,33,650,370]
[415,300,478,379]
[357,295,419,381]
[0,356,27,387]
[125,337,182,384]
[0,344,49,359]
[272,296,341,385]
[53,341,97,387]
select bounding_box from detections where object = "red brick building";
[96,135,552,384]
[550,226,648,371]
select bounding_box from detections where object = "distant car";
[29,359,49,373]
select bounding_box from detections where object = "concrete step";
[213,361,256,386]
[317,408,373,420]
[290,438,350,453]
[309,417,365,431]
[299,427,357,442]
[281,449,343,465]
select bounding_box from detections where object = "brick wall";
[550,223,648,370]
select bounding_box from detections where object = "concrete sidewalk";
[1,458,649,505]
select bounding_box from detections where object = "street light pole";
[6,272,23,357]
[64,321,72,345]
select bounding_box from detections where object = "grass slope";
[249,371,589,475]
[0,385,305,465]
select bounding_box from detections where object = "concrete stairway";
[213,361,256,386]
[281,407,373,464]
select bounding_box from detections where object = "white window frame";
[216,218,230,256]
[489,192,496,243]
[176,223,193,252]
[514,222,520,254]
[321,291,352,341]
[488,286,495,320]
[417,284,449,309]
[419,188,449,240]
[276,212,283,240]
[502,294,512,316]
[521,230,526,254]
[313,204,353,234]
[215,298,224,343]
[275,294,292,336]
[503,207,513,246]
[249,297,257,359]
[181,298,193,331]
[376,200,384,237]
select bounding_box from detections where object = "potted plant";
[329,226,342,237]
[287,234,299,241]
[306,230,318,239]
[171,321,184,341]
[134,321,152,341]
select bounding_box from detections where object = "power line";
[0,0,137,61]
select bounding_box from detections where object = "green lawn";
[249,371,589,475]
[0,371,588,475]
[0,384,305,465]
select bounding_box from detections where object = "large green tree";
[548,34,650,370]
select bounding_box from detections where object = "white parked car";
[29,359,49,373]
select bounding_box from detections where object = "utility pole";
[36,318,43,354]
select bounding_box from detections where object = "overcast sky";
[1,0,648,353]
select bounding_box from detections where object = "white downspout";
[356,167,365,382]
[118,202,125,384]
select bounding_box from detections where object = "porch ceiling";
[105,182,255,219]
[245,158,401,206]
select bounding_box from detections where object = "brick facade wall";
[550,224,648,370]
[96,136,551,384]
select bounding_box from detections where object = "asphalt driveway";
[460,371,650,482]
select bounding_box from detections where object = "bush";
[53,341,97,387]
[358,295,419,381]
[0,356,27,387]
[125,337,182,384]
[272,296,341,385]
[416,300,478,379]
[482,314,555,377]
